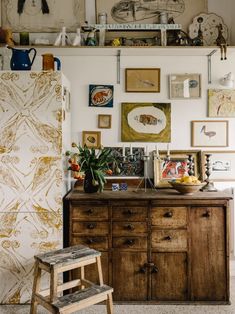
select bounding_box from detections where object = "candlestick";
[145,145,148,156]
[167,143,170,156]
[130,143,133,155]
[122,145,125,157]
[155,144,159,158]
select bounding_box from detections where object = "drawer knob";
[87,238,95,244]
[164,211,173,218]
[125,239,135,246]
[202,211,211,218]
[139,266,147,274]
[151,266,159,274]
[125,224,135,231]
[87,223,96,229]
[86,209,94,215]
[164,235,172,241]
[123,209,133,216]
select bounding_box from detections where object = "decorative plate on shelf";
[189,13,229,46]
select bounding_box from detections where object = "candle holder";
[135,154,155,192]
[200,154,217,192]
[187,154,194,176]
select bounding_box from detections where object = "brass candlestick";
[200,154,217,192]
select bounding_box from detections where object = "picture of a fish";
[87,136,96,144]
[135,114,162,126]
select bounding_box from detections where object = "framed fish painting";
[82,131,101,148]
[125,68,160,93]
[89,85,114,107]
[121,103,171,142]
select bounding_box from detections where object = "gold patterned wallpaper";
[0,71,68,304]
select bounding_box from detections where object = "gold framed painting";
[98,114,112,129]
[153,150,202,188]
[208,89,235,117]
[82,131,101,149]
[125,68,160,93]
[169,73,201,99]
[121,102,171,142]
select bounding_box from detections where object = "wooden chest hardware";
[66,190,232,304]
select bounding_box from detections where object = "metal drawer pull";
[151,266,159,274]
[164,211,173,218]
[87,238,95,244]
[139,266,147,274]
[124,224,135,230]
[202,211,211,218]
[85,209,94,215]
[86,223,96,229]
[164,235,172,241]
[123,209,134,216]
[124,239,135,246]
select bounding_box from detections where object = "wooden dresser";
[64,189,232,304]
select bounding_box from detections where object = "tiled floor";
[1,277,235,314]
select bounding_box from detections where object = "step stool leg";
[106,293,113,314]
[96,256,104,286]
[30,260,41,314]
[50,268,58,303]
[81,266,85,289]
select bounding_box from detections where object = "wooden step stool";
[30,245,113,314]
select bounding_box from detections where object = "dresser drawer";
[112,222,147,236]
[113,237,147,249]
[71,205,108,221]
[151,207,187,228]
[71,236,108,250]
[112,207,147,221]
[152,229,187,251]
[72,221,109,235]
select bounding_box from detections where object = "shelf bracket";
[207,49,217,84]
[117,49,121,84]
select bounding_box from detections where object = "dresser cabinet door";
[112,251,148,301]
[190,207,227,301]
[151,253,188,301]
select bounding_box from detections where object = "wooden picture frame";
[125,68,160,93]
[169,73,201,99]
[89,85,114,107]
[191,120,229,147]
[208,89,235,117]
[153,150,202,188]
[82,131,101,149]
[98,114,112,129]
[201,151,235,181]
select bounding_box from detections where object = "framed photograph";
[208,89,235,117]
[169,73,201,99]
[201,151,235,181]
[1,0,85,32]
[95,0,207,33]
[98,114,112,129]
[121,102,171,142]
[154,150,202,187]
[125,68,160,93]
[191,120,229,147]
[89,85,114,107]
[82,131,101,149]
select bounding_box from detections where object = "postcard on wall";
[1,0,85,32]
[95,0,207,32]
[121,102,171,142]
[169,74,201,99]
[191,120,229,147]
[202,151,235,181]
[208,89,235,117]
[89,85,114,107]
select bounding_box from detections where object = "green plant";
[66,143,115,192]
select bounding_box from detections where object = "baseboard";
[230,260,235,277]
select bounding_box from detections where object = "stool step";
[35,245,100,269]
[51,285,113,313]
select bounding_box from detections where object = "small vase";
[83,170,99,193]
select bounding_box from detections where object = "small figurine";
[216,24,227,60]
[112,37,122,47]
[54,26,71,46]
[85,28,97,46]
[72,28,82,46]
[192,17,203,46]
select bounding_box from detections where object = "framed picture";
[154,150,202,187]
[98,114,112,129]
[121,102,171,142]
[208,89,235,117]
[191,120,229,147]
[201,151,235,181]
[89,85,114,107]
[95,0,207,32]
[82,131,101,149]
[125,68,160,93]
[1,0,85,32]
[169,73,201,99]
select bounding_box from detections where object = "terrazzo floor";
[1,277,235,314]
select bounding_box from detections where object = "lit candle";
[167,143,170,157]
[145,145,148,156]
[130,143,132,155]
[155,144,159,157]
[122,145,125,157]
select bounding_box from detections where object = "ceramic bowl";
[169,181,205,195]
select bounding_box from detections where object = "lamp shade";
[220,72,234,88]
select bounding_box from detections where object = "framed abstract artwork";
[1,0,85,32]
[201,151,235,181]
[153,150,202,187]
[125,68,160,93]
[82,131,101,149]
[89,85,114,107]
[169,73,201,99]
[121,102,171,142]
[208,89,235,117]
[191,120,229,147]
[98,114,112,129]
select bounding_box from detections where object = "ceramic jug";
[8,46,37,70]
[42,53,61,71]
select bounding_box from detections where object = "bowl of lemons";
[169,176,205,195]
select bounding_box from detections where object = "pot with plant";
[66,143,115,193]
